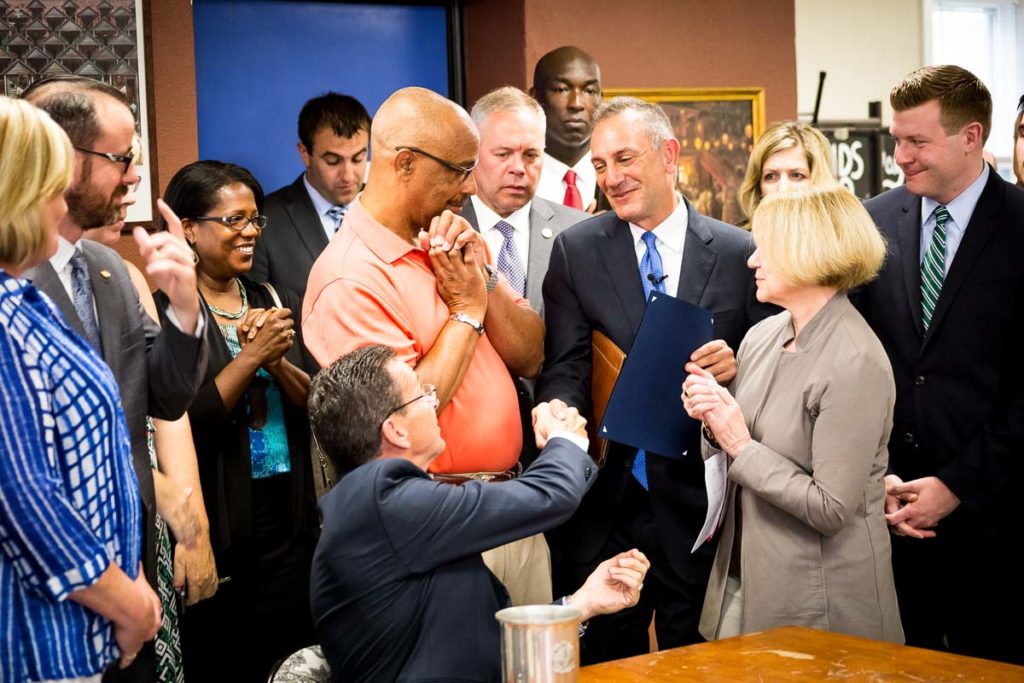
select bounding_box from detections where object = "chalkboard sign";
[818,125,905,200]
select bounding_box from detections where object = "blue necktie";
[327,205,346,234]
[632,232,666,490]
[494,220,526,296]
[69,250,103,352]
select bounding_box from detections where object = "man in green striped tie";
[857,65,1024,665]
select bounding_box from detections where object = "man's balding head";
[363,87,479,239]
[530,47,602,166]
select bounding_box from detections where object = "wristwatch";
[484,264,499,293]
[449,312,484,335]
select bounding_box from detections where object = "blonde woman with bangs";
[738,121,836,225]
[681,185,904,643]
[1,96,160,681]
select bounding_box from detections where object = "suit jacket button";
[584,464,593,480]
[915,375,926,386]
[903,432,915,444]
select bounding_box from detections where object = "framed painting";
[603,87,766,224]
[1,0,156,224]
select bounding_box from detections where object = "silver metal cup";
[495,605,582,683]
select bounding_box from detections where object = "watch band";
[484,264,499,293]
[448,312,484,335]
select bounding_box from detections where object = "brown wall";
[465,0,797,122]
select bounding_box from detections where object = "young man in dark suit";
[250,92,370,298]
[536,97,773,663]
[23,76,208,678]
[857,65,1024,664]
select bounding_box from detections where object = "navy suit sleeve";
[536,235,592,410]
[379,438,595,574]
[142,285,208,422]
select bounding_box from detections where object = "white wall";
[795,0,923,125]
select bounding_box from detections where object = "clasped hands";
[883,474,960,539]
[531,399,587,449]
[419,210,489,320]
[681,345,750,458]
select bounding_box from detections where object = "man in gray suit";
[23,77,208,679]
[251,92,371,299]
[461,86,588,314]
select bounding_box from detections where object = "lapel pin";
[541,228,554,239]
[99,270,112,279]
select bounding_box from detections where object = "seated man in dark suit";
[250,92,370,298]
[308,344,649,682]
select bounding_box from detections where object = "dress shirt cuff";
[548,430,589,453]
[164,303,206,338]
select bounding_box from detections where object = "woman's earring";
[190,248,199,265]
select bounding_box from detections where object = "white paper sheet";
[692,451,729,553]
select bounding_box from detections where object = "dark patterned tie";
[327,205,346,234]
[631,231,667,490]
[494,220,526,296]
[69,250,103,352]
[921,205,950,331]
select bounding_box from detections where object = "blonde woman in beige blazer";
[682,186,904,643]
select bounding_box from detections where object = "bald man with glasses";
[303,87,552,606]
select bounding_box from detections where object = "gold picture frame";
[603,87,766,224]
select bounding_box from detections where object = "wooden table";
[579,626,1024,681]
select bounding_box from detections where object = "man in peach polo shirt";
[302,87,551,605]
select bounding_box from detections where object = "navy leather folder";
[597,292,714,459]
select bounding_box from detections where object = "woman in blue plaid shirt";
[0,97,161,682]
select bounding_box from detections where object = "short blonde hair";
[0,97,73,268]
[471,86,545,128]
[751,185,885,291]
[740,121,835,221]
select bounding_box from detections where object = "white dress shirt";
[303,174,347,240]
[536,151,597,208]
[919,162,989,276]
[627,194,689,298]
[471,195,532,269]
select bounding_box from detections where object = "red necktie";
[563,169,584,210]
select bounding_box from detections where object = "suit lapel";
[597,217,645,336]
[923,172,1004,349]
[286,176,330,260]
[25,260,89,340]
[461,200,480,231]
[894,193,925,338]
[526,200,556,307]
[676,200,717,306]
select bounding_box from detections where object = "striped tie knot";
[920,205,949,331]
[327,205,346,232]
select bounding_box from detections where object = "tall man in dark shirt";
[857,65,1024,664]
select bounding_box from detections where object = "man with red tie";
[531,46,603,212]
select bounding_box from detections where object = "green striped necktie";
[921,205,950,330]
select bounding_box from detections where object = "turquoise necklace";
[204,278,249,320]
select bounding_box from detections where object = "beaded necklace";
[204,278,248,320]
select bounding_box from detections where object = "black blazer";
[250,174,328,300]
[535,200,774,579]
[156,278,318,578]
[311,437,596,683]
[858,171,1024,518]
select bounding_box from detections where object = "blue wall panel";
[193,0,448,194]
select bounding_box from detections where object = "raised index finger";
[157,198,185,239]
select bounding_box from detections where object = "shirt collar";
[303,173,340,216]
[628,193,688,253]
[50,235,81,272]
[543,150,593,177]
[346,197,420,264]
[471,195,533,235]
[920,161,989,228]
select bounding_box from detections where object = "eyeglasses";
[395,146,476,182]
[385,384,438,420]
[73,145,134,174]
[191,214,269,232]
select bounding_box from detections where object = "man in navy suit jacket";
[308,344,649,682]
[857,65,1024,664]
[537,97,773,663]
